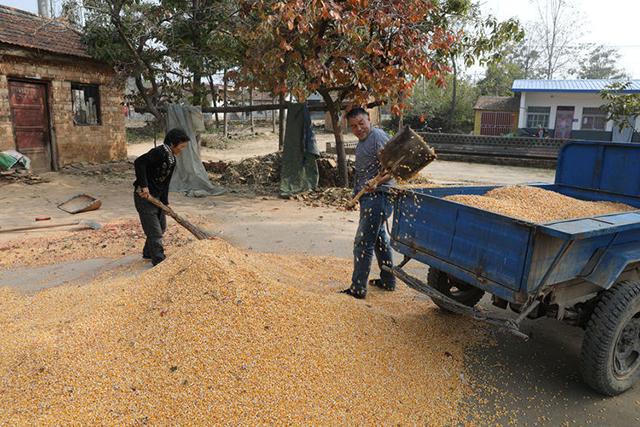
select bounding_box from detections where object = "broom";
[139,193,213,240]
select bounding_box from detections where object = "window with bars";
[526,106,550,128]
[71,83,101,125]
[581,107,607,131]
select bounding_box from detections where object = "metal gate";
[480,111,514,136]
[8,80,52,171]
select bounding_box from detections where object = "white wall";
[520,92,635,131]
[518,92,527,128]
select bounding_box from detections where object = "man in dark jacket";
[133,128,189,265]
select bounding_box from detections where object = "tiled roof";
[512,79,640,93]
[0,5,91,58]
[473,96,519,111]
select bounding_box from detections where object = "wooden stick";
[0,220,101,233]
[346,173,391,209]
[0,221,80,233]
[134,100,384,115]
[140,193,212,240]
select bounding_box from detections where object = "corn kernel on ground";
[0,239,485,425]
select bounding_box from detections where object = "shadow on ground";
[462,299,640,426]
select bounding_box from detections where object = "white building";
[512,79,640,142]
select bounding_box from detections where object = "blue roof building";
[512,79,640,93]
[510,79,640,142]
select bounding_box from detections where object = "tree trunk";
[398,91,404,131]
[272,96,277,133]
[398,114,404,131]
[223,68,228,138]
[278,93,285,150]
[319,90,348,187]
[448,55,458,131]
[207,75,220,128]
[192,71,203,107]
[134,75,164,129]
[328,106,348,187]
[240,88,245,129]
[249,87,255,133]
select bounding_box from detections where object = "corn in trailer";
[385,141,640,395]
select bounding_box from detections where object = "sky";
[2,0,639,78]
[481,0,640,78]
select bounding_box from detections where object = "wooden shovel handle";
[138,192,176,218]
[0,221,80,233]
[137,191,212,240]
[346,173,391,209]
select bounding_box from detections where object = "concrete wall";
[0,54,126,167]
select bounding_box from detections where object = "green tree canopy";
[600,82,640,131]
[573,44,629,80]
[83,0,240,119]
[476,46,526,96]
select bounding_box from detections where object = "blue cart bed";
[390,141,640,304]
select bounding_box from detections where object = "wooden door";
[553,107,574,139]
[8,80,52,171]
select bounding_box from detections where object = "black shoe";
[369,279,395,291]
[143,253,151,260]
[151,255,166,266]
[339,287,366,299]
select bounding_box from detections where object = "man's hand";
[364,179,377,193]
[138,187,151,199]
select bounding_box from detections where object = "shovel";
[0,219,102,233]
[57,194,102,214]
[347,126,436,209]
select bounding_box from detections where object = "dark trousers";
[134,193,167,264]
[351,192,395,293]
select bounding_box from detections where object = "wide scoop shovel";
[346,126,436,209]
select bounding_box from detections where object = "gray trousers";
[134,193,167,263]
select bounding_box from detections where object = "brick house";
[0,6,126,172]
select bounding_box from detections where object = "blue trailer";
[386,141,640,396]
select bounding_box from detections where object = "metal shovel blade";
[58,194,102,214]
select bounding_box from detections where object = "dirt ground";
[1,137,638,425]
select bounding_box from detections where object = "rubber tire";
[580,280,640,396]
[427,268,485,312]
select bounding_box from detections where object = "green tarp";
[0,150,30,171]
[279,103,319,196]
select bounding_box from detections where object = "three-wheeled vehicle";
[386,141,640,395]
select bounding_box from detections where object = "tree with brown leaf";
[238,0,467,186]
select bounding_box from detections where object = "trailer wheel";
[427,268,484,312]
[581,280,640,396]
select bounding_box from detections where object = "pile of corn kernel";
[0,239,483,425]
[446,185,635,223]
